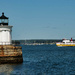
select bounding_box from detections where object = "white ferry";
[56,38,75,46]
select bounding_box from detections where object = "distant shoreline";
[12,39,75,45]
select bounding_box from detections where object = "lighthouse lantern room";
[0,12,13,45]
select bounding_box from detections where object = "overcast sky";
[0,0,75,40]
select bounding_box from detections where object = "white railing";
[56,42,75,44]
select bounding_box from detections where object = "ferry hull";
[56,43,75,46]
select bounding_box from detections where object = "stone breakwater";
[0,45,23,64]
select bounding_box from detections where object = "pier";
[0,45,23,64]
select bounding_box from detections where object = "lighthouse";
[0,12,23,64]
[0,12,12,45]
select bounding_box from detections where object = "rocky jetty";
[0,45,23,64]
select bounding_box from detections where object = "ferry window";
[4,30,6,32]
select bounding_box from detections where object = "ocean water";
[0,45,75,75]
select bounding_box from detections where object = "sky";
[0,0,75,40]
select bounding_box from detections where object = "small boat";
[56,38,75,46]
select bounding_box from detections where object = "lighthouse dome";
[0,12,9,25]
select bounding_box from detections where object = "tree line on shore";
[12,39,62,45]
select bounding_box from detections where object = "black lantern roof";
[0,12,9,25]
[0,12,8,19]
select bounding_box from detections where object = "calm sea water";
[0,45,75,75]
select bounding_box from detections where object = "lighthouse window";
[1,19,5,23]
[4,19,8,23]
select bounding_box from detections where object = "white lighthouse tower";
[0,12,13,45]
